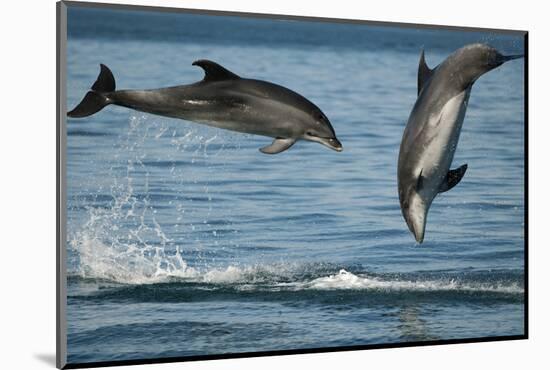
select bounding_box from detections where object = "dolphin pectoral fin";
[439,164,468,193]
[418,49,434,95]
[259,138,296,154]
[416,169,424,191]
[192,60,240,82]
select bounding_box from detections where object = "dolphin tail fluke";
[67,64,115,118]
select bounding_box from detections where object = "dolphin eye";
[306,131,314,136]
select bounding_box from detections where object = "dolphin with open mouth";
[68,60,342,155]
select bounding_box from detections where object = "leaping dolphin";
[68,60,342,154]
[398,43,523,243]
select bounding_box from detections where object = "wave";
[66,112,524,297]
[68,190,523,296]
[68,228,523,296]
[69,205,523,294]
[69,222,523,294]
[69,267,523,296]
[285,269,523,294]
[68,206,523,301]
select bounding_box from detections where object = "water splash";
[68,113,243,284]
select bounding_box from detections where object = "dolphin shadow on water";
[68,60,343,154]
[398,43,523,243]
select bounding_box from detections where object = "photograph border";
[56,1,528,368]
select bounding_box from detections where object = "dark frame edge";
[57,1,68,369]
[523,32,529,339]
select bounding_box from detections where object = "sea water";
[65,7,525,364]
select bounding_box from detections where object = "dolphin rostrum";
[398,43,523,243]
[68,60,343,154]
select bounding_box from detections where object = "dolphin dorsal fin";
[192,60,240,82]
[418,49,433,95]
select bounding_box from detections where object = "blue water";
[65,6,525,365]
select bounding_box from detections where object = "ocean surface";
[65,6,526,365]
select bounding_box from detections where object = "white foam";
[69,206,522,291]
[74,235,199,284]
[203,266,251,284]
[70,204,522,291]
[286,269,523,294]
[72,230,282,285]
[71,235,523,295]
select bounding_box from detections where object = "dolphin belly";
[191,99,298,138]
[397,86,471,243]
[109,89,297,139]
[416,88,471,189]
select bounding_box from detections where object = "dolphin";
[67,60,342,154]
[398,43,523,243]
